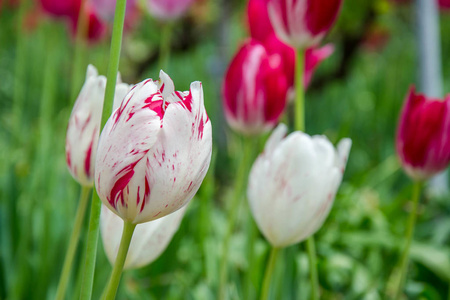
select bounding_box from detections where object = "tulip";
[396,86,450,181]
[69,2,107,42]
[95,71,212,224]
[100,204,186,269]
[248,124,351,248]
[266,0,343,49]
[263,34,334,90]
[222,39,289,135]
[247,0,275,42]
[146,0,196,20]
[65,65,129,187]
[39,0,81,18]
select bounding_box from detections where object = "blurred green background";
[1,0,450,299]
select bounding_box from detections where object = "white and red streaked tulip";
[266,0,343,49]
[248,124,351,248]
[263,34,334,90]
[65,65,129,187]
[146,0,196,20]
[222,39,289,135]
[396,87,450,181]
[95,71,212,224]
[100,204,186,269]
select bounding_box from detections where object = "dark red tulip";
[396,86,450,181]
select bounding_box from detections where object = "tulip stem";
[218,137,253,300]
[55,186,91,300]
[295,48,305,132]
[159,22,173,71]
[395,181,422,299]
[102,221,136,300]
[79,1,127,298]
[260,247,280,300]
[79,192,102,300]
[306,237,319,300]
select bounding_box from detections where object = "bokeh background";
[1,0,450,299]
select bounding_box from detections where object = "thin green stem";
[159,22,173,71]
[101,0,128,127]
[306,237,319,300]
[79,1,128,299]
[101,221,136,300]
[395,181,422,299]
[218,137,253,300]
[79,192,102,300]
[295,48,305,133]
[55,186,91,300]
[260,247,280,300]
[70,0,89,102]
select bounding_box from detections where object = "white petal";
[265,123,288,155]
[100,204,187,270]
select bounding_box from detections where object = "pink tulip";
[95,71,212,224]
[146,0,196,20]
[396,86,450,181]
[439,0,450,9]
[222,39,289,135]
[66,65,129,187]
[263,34,333,90]
[90,0,137,22]
[69,3,107,42]
[39,0,81,18]
[266,0,343,49]
[247,0,275,42]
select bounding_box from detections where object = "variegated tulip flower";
[266,0,343,49]
[100,204,187,269]
[95,71,212,224]
[248,124,351,248]
[65,65,129,187]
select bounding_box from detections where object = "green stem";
[79,192,102,300]
[218,137,253,300]
[79,1,128,299]
[101,0,128,126]
[295,48,305,133]
[101,221,136,300]
[395,181,422,299]
[260,247,280,300]
[306,237,319,300]
[70,0,89,102]
[159,22,172,71]
[55,186,91,300]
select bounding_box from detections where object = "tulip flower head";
[100,204,186,269]
[222,39,289,135]
[248,124,351,248]
[95,71,212,224]
[147,0,196,20]
[39,0,81,18]
[396,87,450,181]
[65,65,129,187]
[266,0,343,49]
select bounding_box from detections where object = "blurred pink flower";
[39,0,81,18]
[266,0,343,49]
[69,2,108,42]
[396,86,450,181]
[222,39,289,135]
[95,71,212,224]
[147,0,196,20]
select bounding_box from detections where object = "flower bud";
[95,71,212,224]
[396,86,450,181]
[248,124,351,248]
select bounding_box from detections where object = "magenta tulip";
[39,0,80,18]
[222,39,289,135]
[146,0,196,20]
[396,86,450,181]
[95,71,212,224]
[266,0,343,49]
